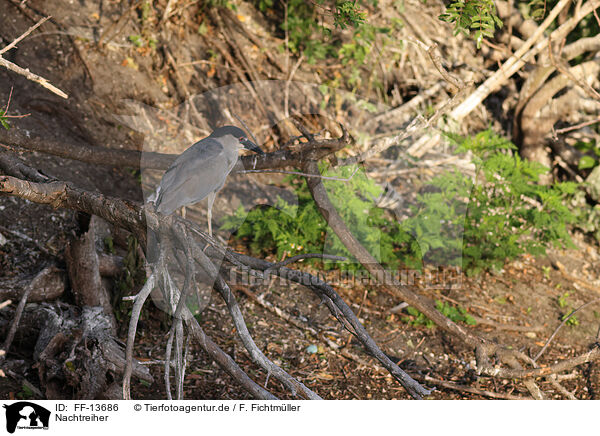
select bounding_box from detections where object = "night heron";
[151,125,264,235]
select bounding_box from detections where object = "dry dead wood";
[0,266,65,303]
[0,16,68,98]
[65,214,116,330]
[0,119,349,173]
[408,0,600,158]
[0,131,430,399]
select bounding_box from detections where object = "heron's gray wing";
[159,138,223,189]
[155,138,230,214]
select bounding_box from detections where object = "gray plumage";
[152,125,264,235]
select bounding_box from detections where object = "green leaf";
[578,155,597,170]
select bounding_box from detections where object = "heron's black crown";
[209,125,264,154]
[210,125,247,139]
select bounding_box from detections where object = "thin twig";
[97,1,141,48]
[547,375,578,399]
[269,253,346,268]
[0,15,67,99]
[548,37,600,101]
[416,375,526,400]
[232,113,260,147]
[161,0,177,24]
[234,285,319,336]
[164,321,175,400]
[364,82,444,130]
[426,43,464,90]
[533,298,600,362]
[0,57,68,99]
[0,16,51,55]
[554,116,600,135]
[123,271,157,400]
[175,314,184,400]
[471,316,544,332]
[1,87,31,121]
[2,86,12,114]
[1,275,34,357]
[180,333,190,398]
[240,166,360,181]
[4,369,45,399]
[284,54,304,118]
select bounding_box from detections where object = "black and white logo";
[3,402,50,433]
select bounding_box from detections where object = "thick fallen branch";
[0,121,349,171]
[303,160,482,348]
[65,215,116,330]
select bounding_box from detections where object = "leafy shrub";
[223,188,327,261]
[557,291,580,327]
[254,0,394,98]
[443,129,577,274]
[224,129,578,275]
[439,0,503,48]
[402,300,477,327]
[0,109,10,130]
[222,164,414,270]
[255,1,375,63]
[574,140,600,170]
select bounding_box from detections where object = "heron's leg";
[180,206,186,220]
[207,191,216,237]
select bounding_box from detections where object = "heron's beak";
[241,138,265,154]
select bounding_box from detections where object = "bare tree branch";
[0,39,68,98]
[0,16,51,55]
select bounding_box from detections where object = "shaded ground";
[118,236,600,400]
[1,0,599,400]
